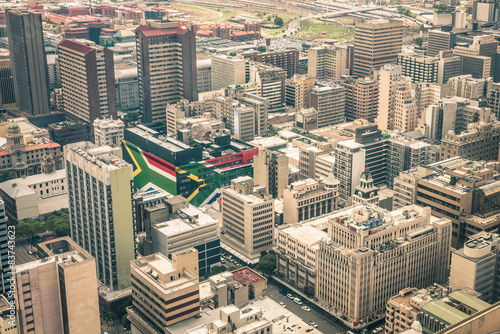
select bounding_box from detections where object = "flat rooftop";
[232,267,266,286]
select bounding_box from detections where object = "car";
[373,327,384,334]
[294,297,303,305]
[310,322,318,328]
[221,259,226,264]
[301,306,311,312]
[27,250,33,255]
[287,294,294,299]
[279,302,286,308]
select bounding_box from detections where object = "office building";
[450,232,500,303]
[150,200,219,276]
[48,121,92,146]
[377,64,415,132]
[232,106,255,141]
[298,142,334,180]
[393,157,500,248]
[351,169,379,205]
[283,175,338,224]
[427,30,456,56]
[136,22,197,123]
[343,76,378,122]
[197,58,212,93]
[115,62,139,111]
[15,237,100,334]
[221,176,274,263]
[0,295,17,333]
[295,107,318,131]
[393,80,418,132]
[310,85,346,128]
[294,74,315,111]
[353,19,403,77]
[0,59,15,108]
[448,75,492,99]
[208,267,267,308]
[440,120,500,162]
[0,200,8,298]
[92,117,125,146]
[453,34,498,78]
[334,140,366,203]
[472,0,500,26]
[308,45,348,80]
[489,82,500,118]
[5,9,50,115]
[58,39,117,123]
[127,250,200,332]
[252,48,299,79]
[211,54,246,90]
[397,54,439,83]
[65,142,135,290]
[316,205,451,325]
[247,62,286,112]
[253,149,288,199]
[414,82,443,117]
[437,54,462,84]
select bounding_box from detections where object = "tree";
[15,219,43,241]
[453,0,460,6]
[127,112,139,122]
[415,37,424,47]
[274,17,284,26]
[256,45,267,52]
[403,9,416,18]
[257,250,276,275]
[267,15,272,21]
[44,209,70,237]
[0,171,12,182]
[437,3,448,11]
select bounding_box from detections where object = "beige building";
[296,107,319,131]
[15,237,100,334]
[294,74,315,111]
[315,153,335,180]
[353,19,403,77]
[65,142,135,290]
[308,44,348,80]
[440,120,500,162]
[127,250,200,332]
[232,106,255,141]
[393,79,418,132]
[92,117,125,146]
[221,176,274,263]
[343,76,379,122]
[253,149,288,199]
[208,267,267,308]
[310,85,346,128]
[0,295,18,334]
[211,55,246,91]
[283,175,338,224]
[316,205,452,326]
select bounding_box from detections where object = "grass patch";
[293,18,354,41]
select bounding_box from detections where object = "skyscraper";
[427,30,456,56]
[5,8,50,115]
[353,19,403,77]
[310,85,346,128]
[65,142,135,290]
[253,149,288,199]
[58,39,117,123]
[136,22,197,123]
[343,76,379,122]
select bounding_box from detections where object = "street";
[14,240,38,265]
[266,284,350,334]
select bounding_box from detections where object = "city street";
[266,284,350,334]
[14,240,38,265]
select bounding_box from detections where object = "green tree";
[257,250,276,275]
[127,112,139,122]
[0,171,13,182]
[274,17,284,26]
[437,3,448,11]
[256,45,267,52]
[415,37,424,47]
[15,219,43,241]
[267,15,272,21]
[268,124,278,136]
[44,209,70,237]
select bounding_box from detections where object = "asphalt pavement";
[266,284,350,334]
[14,240,39,265]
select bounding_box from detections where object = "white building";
[92,118,125,147]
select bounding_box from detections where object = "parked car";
[310,322,318,328]
[287,294,294,299]
[279,302,286,308]
[221,259,225,264]
[294,297,303,305]
[301,306,311,312]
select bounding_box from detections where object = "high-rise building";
[247,62,286,112]
[15,237,100,334]
[472,0,500,26]
[310,85,346,128]
[343,76,378,122]
[127,250,200,332]
[92,117,125,146]
[221,176,274,263]
[252,48,299,79]
[0,59,15,108]
[115,62,139,112]
[448,75,492,99]
[489,82,500,118]
[377,64,414,132]
[437,54,462,84]
[211,54,246,90]
[58,39,117,123]
[253,149,288,199]
[136,22,197,123]
[294,74,315,111]
[283,175,338,224]
[427,30,456,56]
[414,82,443,117]
[397,54,439,83]
[232,106,255,141]
[65,142,135,290]
[308,45,348,80]
[453,34,499,78]
[5,9,50,115]
[334,140,366,203]
[353,19,403,77]
[316,205,451,325]
[197,58,212,93]
[450,232,500,303]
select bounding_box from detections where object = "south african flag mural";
[122,140,258,207]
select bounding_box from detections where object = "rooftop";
[448,290,489,312]
[421,300,467,324]
[232,267,266,286]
